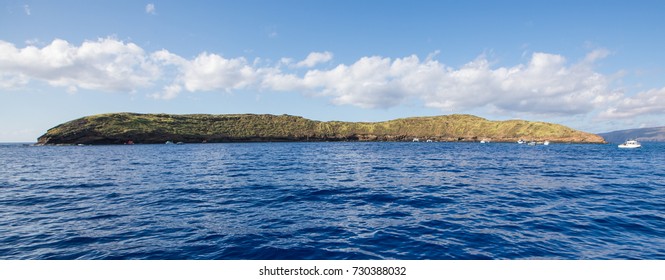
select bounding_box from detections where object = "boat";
[412,138,420,142]
[543,141,550,146]
[618,139,641,148]
[517,139,525,144]
[165,141,174,145]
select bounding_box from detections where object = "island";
[36,113,606,145]
[599,126,665,143]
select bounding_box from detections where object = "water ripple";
[1,142,664,259]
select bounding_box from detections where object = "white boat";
[165,141,174,145]
[618,139,641,148]
[412,138,420,142]
[543,141,550,146]
[517,139,525,144]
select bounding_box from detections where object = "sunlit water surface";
[1,142,664,259]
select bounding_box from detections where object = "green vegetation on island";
[36,113,606,145]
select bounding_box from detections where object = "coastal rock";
[37,113,606,145]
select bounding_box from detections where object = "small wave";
[45,182,117,189]
[2,142,665,259]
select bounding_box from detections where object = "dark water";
[1,142,664,259]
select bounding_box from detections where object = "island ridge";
[37,113,606,145]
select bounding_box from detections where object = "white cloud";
[0,38,161,92]
[181,53,256,92]
[150,84,182,100]
[150,51,260,99]
[260,51,618,115]
[300,56,411,108]
[416,52,618,115]
[2,38,660,122]
[23,5,31,16]
[24,38,44,46]
[599,87,665,119]
[584,48,611,63]
[0,73,29,89]
[145,3,156,15]
[296,51,333,68]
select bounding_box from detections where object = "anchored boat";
[618,139,641,148]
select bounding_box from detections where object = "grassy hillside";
[37,113,605,144]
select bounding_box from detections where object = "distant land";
[598,126,665,143]
[36,113,605,145]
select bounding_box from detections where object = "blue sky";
[2,0,665,142]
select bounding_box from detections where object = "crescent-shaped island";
[36,113,605,145]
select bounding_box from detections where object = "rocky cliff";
[36,113,606,145]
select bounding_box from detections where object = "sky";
[2,0,665,142]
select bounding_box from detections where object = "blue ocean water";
[1,142,664,259]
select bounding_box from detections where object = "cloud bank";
[1,37,661,121]
[0,38,159,92]
[600,87,665,119]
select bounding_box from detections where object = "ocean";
[1,142,664,259]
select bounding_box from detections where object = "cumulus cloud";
[145,3,156,15]
[0,38,160,92]
[0,38,648,119]
[150,51,258,99]
[259,52,618,115]
[299,56,412,108]
[296,51,333,68]
[180,53,256,92]
[599,87,665,118]
[413,52,618,115]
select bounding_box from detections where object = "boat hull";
[618,145,641,148]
